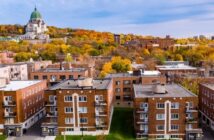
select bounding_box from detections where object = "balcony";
[2,101,16,107]
[186,107,198,113]
[137,118,148,124]
[95,121,107,127]
[94,101,107,106]
[136,108,148,113]
[186,117,197,123]
[45,101,57,106]
[95,111,107,117]
[4,112,16,118]
[46,112,58,117]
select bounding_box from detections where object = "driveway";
[201,125,214,140]
[7,119,46,140]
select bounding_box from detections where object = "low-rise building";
[106,70,166,107]
[199,83,214,131]
[41,78,114,136]
[133,83,203,139]
[30,67,89,86]
[0,79,47,136]
[0,63,28,81]
[156,63,205,82]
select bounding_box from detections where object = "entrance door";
[49,128,55,136]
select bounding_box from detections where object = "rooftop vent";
[153,83,166,94]
[77,78,93,87]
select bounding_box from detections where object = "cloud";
[0,0,213,37]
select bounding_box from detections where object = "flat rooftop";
[0,80,42,91]
[106,71,161,78]
[35,68,87,73]
[200,83,214,91]
[49,78,112,90]
[156,64,197,70]
[134,84,196,98]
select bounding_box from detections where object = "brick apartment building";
[0,79,47,136]
[199,83,214,131]
[133,83,203,140]
[106,70,166,107]
[41,78,114,136]
[0,63,28,81]
[30,67,89,86]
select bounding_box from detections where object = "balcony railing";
[186,107,198,113]
[137,118,148,124]
[136,108,148,113]
[94,101,107,106]
[45,101,57,106]
[186,117,197,123]
[2,101,16,107]
[95,111,107,117]
[4,112,16,117]
[46,112,58,117]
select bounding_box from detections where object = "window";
[42,75,47,80]
[80,118,88,124]
[171,125,179,131]
[115,88,121,93]
[170,135,179,138]
[156,125,164,131]
[49,95,55,102]
[156,135,164,138]
[123,88,131,92]
[79,96,87,102]
[140,114,148,120]
[65,118,73,124]
[140,103,148,109]
[115,81,120,85]
[116,96,120,100]
[69,75,73,79]
[123,80,131,85]
[171,102,179,109]
[64,107,73,113]
[34,75,39,80]
[64,95,72,102]
[95,95,103,101]
[79,107,87,113]
[157,103,165,109]
[66,128,74,131]
[140,124,148,131]
[171,114,179,120]
[60,75,66,80]
[156,114,165,120]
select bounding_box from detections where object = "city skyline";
[0,0,214,37]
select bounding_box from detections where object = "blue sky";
[0,0,214,37]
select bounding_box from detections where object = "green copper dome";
[30,7,42,20]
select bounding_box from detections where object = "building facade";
[133,84,203,140]
[41,78,114,136]
[0,79,47,136]
[199,83,214,131]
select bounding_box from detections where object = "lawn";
[0,135,6,140]
[55,108,135,140]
